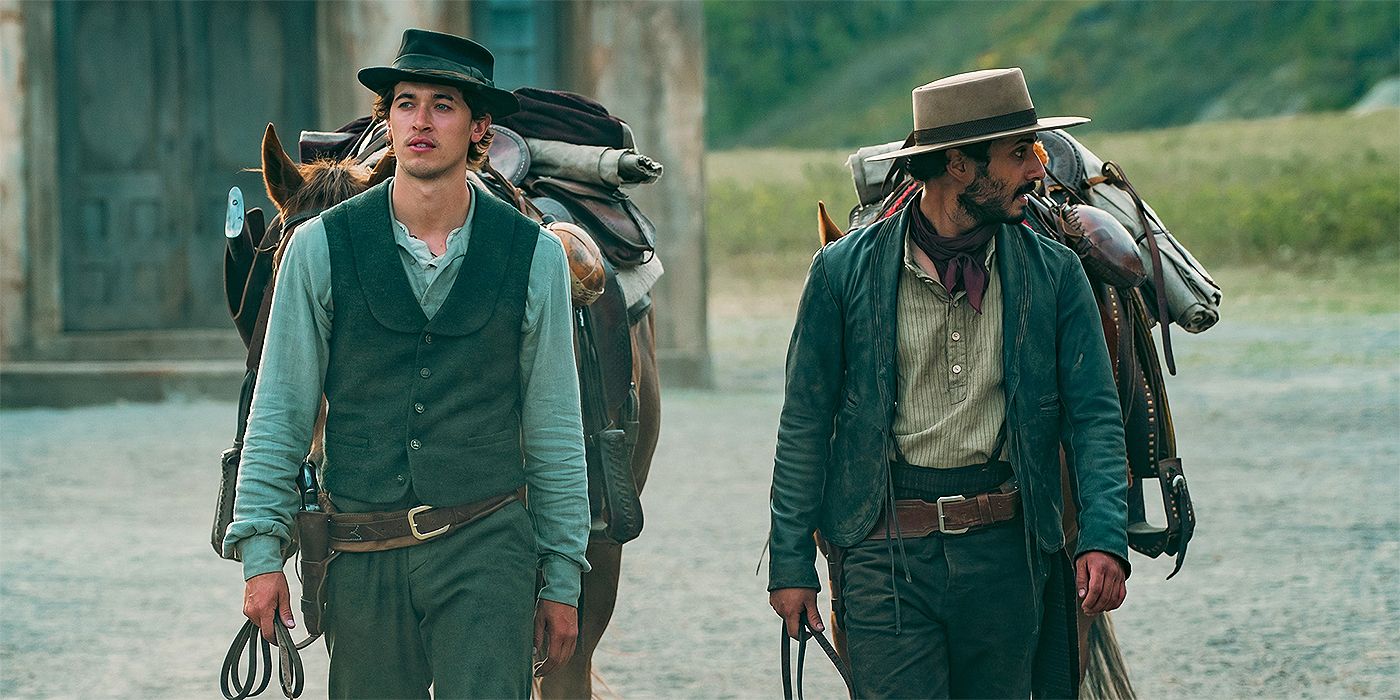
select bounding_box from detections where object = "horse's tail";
[1081,612,1136,699]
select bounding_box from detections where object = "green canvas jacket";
[768,204,1130,591]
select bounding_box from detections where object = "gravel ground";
[2,301,1397,698]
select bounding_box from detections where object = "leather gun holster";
[293,509,337,637]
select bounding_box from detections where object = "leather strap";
[781,619,854,700]
[866,487,1019,540]
[1102,160,1176,375]
[327,490,520,553]
[220,618,311,700]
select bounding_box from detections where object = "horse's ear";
[367,153,395,187]
[261,123,304,213]
[818,201,845,245]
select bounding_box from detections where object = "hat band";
[913,108,1038,147]
[392,53,491,86]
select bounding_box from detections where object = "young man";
[227,29,589,697]
[767,68,1130,698]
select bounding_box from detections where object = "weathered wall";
[0,0,25,361]
[574,0,711,387]
[316,1,472,129]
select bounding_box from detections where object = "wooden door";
[471,0,559,90]
[56,1,318,331]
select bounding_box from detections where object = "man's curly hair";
[372,86,493,171]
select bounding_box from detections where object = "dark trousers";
[322,500,538,699]
[840,463,1046,699]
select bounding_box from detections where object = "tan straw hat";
[866,67,1088,162]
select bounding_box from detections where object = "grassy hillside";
[706,109,1400,280]
[706,0,1400,149]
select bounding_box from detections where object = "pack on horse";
[813,130,1221,698]
[212,88,664,699]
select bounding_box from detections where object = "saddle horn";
[261,123,305,215]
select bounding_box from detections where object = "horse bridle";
[781,619,854,700]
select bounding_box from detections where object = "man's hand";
[770,587,824,640]
[243,571,295,643]
[533,600,578,677]
[1075,551,1127,615]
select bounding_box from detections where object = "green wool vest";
[320,180,539,506]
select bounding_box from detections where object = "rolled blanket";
[1151,228,1223,333]
[527,138,664,188]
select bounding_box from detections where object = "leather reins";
[780,619,854,700]
[220,618,316,700]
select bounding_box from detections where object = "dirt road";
[2,287,1396,697]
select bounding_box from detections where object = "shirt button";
[395,474,406,484]
[419,367,431,378]
[423,333,433,344]
[952,364,963,374]
[951,331,961,341]
[409,439,421,450]
[414,402,425,414]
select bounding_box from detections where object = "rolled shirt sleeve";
[519,227,592,606]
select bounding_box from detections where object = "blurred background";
[1,1,1396,698]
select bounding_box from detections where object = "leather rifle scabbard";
[596,427,643,543]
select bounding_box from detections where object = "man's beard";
[957,170,1035,225]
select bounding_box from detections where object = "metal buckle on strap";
[407,505,450,540]
[936,495,969,535]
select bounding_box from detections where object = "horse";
[818,130,1215,699]
[221,119,662,699]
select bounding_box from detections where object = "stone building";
[0,0,710,406]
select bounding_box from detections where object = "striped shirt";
[891,227,1006,468]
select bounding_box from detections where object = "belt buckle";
[935,495,969,535]
[407,505,450,540]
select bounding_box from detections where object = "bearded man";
[767,68,1130,698]
[226,29,589,697]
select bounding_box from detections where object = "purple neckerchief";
[907,197,998,314]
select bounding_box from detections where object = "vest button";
[409,439,422,450]
[419,367,431,378]
[423,333,433,344]
[414,402,425,414]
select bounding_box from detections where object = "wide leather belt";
[867,489,1020,539]
[328,489,521,553]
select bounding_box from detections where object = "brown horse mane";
[277,157,371,222]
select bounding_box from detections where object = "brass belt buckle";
[935,495,969,535]
[407,505,450,540]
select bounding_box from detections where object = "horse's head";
[260,122,393,227]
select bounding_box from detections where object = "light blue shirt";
[224,180,591,606]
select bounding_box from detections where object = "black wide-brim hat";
[358,28,520,118]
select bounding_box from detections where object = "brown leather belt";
[867,488,1020,539]
[328,489,521,553]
